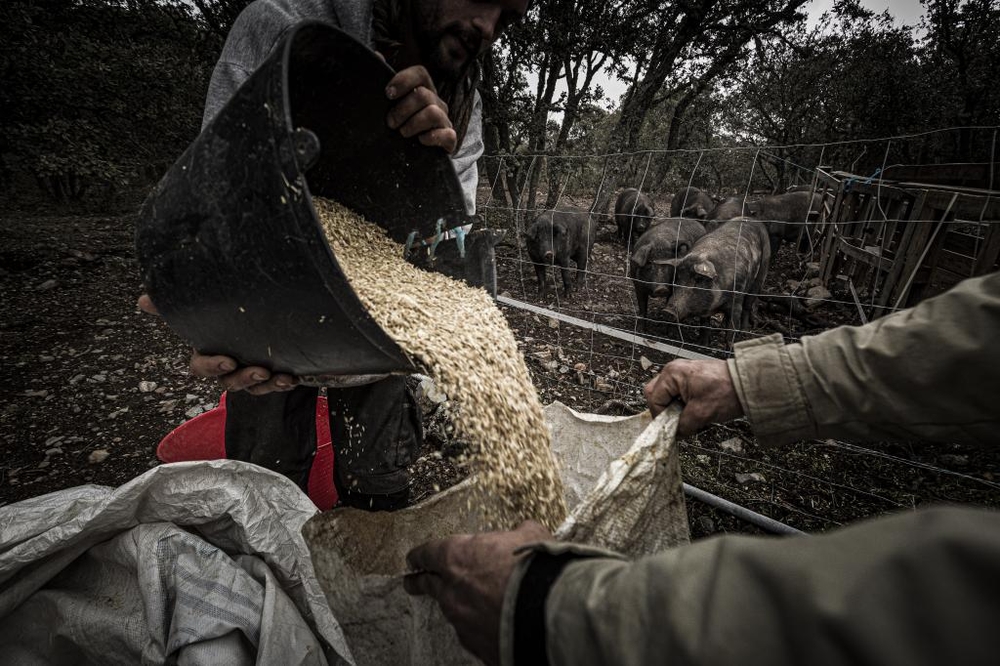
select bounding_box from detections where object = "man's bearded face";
[411,1,486,83]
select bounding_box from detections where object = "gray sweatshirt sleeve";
[203,0,480,214]
[452,91,484,215]
[202,0,362,128]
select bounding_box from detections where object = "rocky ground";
[2,205,998,540]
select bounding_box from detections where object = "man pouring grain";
[139,0,529,508]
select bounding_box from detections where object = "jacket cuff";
[500,542,625,666]
[729,333,816,446]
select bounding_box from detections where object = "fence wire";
[479,128,1000,533]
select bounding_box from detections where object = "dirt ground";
[2,201,998,540]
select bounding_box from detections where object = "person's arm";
[201,0,298,128]
[449,90,485,215]
[522,506,1000,666]
[647,271,1000,445]
[729,270,1000,445]
[405,510,1000,666]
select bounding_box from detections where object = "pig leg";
[574,247,590,294]
[743,248,769,329]
[695,317,712,348]
[559,257,574,296]
[741,293,758,330]
[727,295,745,347]
[634,287,649,330]
[534,262,548,295]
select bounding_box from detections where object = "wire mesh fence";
[474,128,1000,536]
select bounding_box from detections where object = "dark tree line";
[1,0,997,207]
[0,0,229,202]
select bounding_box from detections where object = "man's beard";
[412,11,481,85]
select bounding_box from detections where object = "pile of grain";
[315,198,567,531]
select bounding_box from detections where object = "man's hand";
[385,65,457,153]
[137,294,297,395]
[403,520,553,666]
[644,359,745,436]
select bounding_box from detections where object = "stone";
[719,437,744,454]
[695,515,716,533]
[37,279,58,291]
[735,472,766,484]
[88,449,110,464]
[639,356,653,371]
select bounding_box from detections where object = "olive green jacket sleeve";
[727,271,1000,446]
[500,506,1000,666]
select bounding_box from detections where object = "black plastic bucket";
[135,22,468,378]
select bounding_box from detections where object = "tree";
[0,0,220,202]
[480,0,646,212]
[920,0,1000,161]
[591,0,811,213]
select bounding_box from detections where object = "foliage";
[2,0,996,208]
[0,0,223,202]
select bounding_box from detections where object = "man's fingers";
[245,374,297,395]
[406,535,465,574]
[387,85,446,129]
[219,367,272,392]
[514,520,553,542]
[386,66,436,99]
[417,127,458,153]
[137,294,159,316]
[403,571,445,598]
[190,352,239,378]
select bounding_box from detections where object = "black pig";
[615,188,655,244]
[662,218,771,345]
[669,186,715,219]
[747,191,822,255]
[703,196,751,232]
[523,208,597,296]
[629,218,706,324]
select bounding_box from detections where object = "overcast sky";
[590,0,927,108]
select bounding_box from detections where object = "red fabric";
[156,392,338,510]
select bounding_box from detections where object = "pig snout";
[543,250,554,263]
[662,307,680,322]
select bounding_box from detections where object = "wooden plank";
[974,222,1000,276]
[891,217,942,308]
[882,163,1000,190]
[820,179,848,283]
[878,190,928,310]
[906,188,1000,220]
[836,237,894,272]
[943,228,987,255]
[936,248,974,277]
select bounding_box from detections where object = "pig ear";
[695,205,708,219]
[693,260,717,279]
[631,245,651,267]
[554,222,568,235]
[676,242,689,256]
